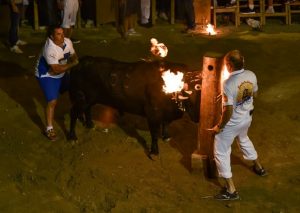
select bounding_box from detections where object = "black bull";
[68,56,201,155]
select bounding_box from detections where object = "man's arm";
[48,53,79,75]
[10,0,19,13]
[212,105,233,133]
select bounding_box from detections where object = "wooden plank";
[33,0,39,30]
[151,0,156,25]
[170,0,175,24]
[194,0,211,25]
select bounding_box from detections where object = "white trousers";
[61,0,79,28]
[141,0,151,24]
[214,115,258,178]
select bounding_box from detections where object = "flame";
[150,38,168,58]
[222,65,230,82]
[206,24,216,35]
[221,65,230,92]
[161,70,184,93]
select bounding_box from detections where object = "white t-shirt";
[223,68,258,125]
[35,37,75,79]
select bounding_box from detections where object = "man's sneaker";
[16,40,27,46]
[214,191,240,201]
[159,12,168,21]
[10,45,23,54]
[44,128,58,141]
[71,39,81,44]
[241,8,255,14]
[265,7,275,13]
[253,166,267,176]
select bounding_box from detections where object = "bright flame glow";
[161,70,184,93]
[150,38,168,58]
[206,24,216,35]
[221,65,230,92]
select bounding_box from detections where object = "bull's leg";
[68,106,79,141]
[147,120,160,155]
[84,105,94,129]
[162,122,171,142]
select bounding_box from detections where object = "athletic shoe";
[159,12,168,21]
[265,7,275,13]
[253,166,267,176]
[16,40,27,46]
[241,8,255,14]
[71,39,81,44]
[10,45,23,54]
[214,191,240,201]
[44,128,58,141]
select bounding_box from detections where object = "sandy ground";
[1,5,300,213]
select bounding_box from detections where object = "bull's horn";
[178,95,189,100]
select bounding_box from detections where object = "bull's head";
[161,69,201,123]
[179,71,202,123]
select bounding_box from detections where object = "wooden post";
[194,0,211,26]
[170,0,175,24]
[33,0,39,30]
[151,0,156,25]
[191,52,223,178]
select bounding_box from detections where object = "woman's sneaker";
[44,128,58,141]
[10,45,23,54]
[214,191,240,201]
[16,40,27,46]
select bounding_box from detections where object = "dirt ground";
[0,6,300,213]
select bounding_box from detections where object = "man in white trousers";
[140,0,152,27]
[211,50,267,201]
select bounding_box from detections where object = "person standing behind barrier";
[140,0,152,27]
[178,0,196,33]
[117,0,139,38]
[35,25,78,141]
[9,0,27,54]
[211,50,267,201]
[58,0,80,43]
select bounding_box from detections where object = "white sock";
[46,126,53,131]
[249,4,254,10]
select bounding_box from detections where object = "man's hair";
[47,25,62,38]
[224,50,244,70]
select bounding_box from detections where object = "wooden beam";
[33,0,39,30]
[151,0,156,25]
[192,52,223,178]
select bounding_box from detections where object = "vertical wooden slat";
[33,0,39,30]
[151,0,156,25]
[170,0,175,24]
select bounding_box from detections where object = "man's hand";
[207,125,222,134]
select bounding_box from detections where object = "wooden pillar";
[191,52,223,178]
[33,0,39,30]
[170,0,175,24]
[151,0,157,25]
[96,0,116,26]
[194,0,211,26]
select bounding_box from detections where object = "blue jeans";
[9,3,22,47]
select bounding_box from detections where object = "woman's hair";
[224,50,244,70]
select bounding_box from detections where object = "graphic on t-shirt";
[236,81,253,106]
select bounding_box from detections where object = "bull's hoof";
[162,136,172,142]
[148,151,160,161]
[85,121,95,129]
[67,133,78,142]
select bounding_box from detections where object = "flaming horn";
[150,38,168,58]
